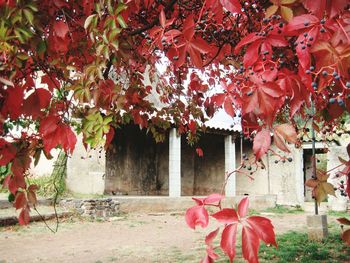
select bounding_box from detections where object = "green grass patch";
[327,210,350,218]
[259,231,350,263]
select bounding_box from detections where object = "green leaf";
[115,3,127,15]
[23,9,34,25]
[84,14,97,30]
[117,15,127,29]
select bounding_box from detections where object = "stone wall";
[60,198,120,218]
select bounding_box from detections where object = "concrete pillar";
[295,148,305,205]
[225,135,236,197]
[169,128,181,197]
[307,215,328,241]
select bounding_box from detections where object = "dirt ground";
[0,212,342,263]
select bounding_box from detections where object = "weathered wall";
[66,135,105,195]
[181,133,225,195]
[327,146,349,210]
[235,141,304,205]
[105,126,226,196]
[105,125,169,195]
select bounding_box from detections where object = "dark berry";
[329,98,336,104]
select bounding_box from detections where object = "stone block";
[307,215,328,241]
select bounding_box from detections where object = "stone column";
[169,128,181,197]
[225,135,236,197]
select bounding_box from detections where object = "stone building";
[64,118,349,210]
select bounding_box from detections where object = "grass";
[328,210,350,218]
[262,204,304,214]
[259,230,350,263]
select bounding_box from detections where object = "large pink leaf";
[212,208,238,224]
[185,205,209,229]
[238,197,249,218]
[242,225,260,263]
[246,216,277,247]
[220,223,238,262]
[204,193,224,204]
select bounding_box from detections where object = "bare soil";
[0,212,342,263]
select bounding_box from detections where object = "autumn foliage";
[0,0,349,261]
[186,195,277,263]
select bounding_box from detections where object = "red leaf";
[238,197,249,218]
[303,0,347,19]
[22,89,51,118]
[242,225,260,263]
[205,227,220,246]
[159,9,166,28]
[220,223,238,262]
[185,205,209,229]
[274,132,290,153]
[41,75,59,91]
[204,193,224,204]
[53,20,69,38]
[14,192,27,210]
[243,41,260,67]
[18,208,30,225]
[104,127,115,150]
[196,147,204,157]
[224,98,235,117]
[1,85,24,119]
[220,0,242,14]
[246,216,277,247]
[342,229,350,245]
[234,33,263,54]
[212,208,238,224]
[274,124,298,144]
[39,115,77,154]
[188,120,197,134]
[212,93,225,106]
[337,218,350,225]
[0,139,16,166]
[253,129,271,160]
[286,14,319,32]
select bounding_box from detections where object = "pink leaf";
[242,225,260,263]
[238,197,249,218]
[246,216,277,247]
[253,129,271,160]
[220,0,242,14]
[212,208,238,224]
[185,205,209,229]
[204,193,224,204]
[220,223,238,262]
